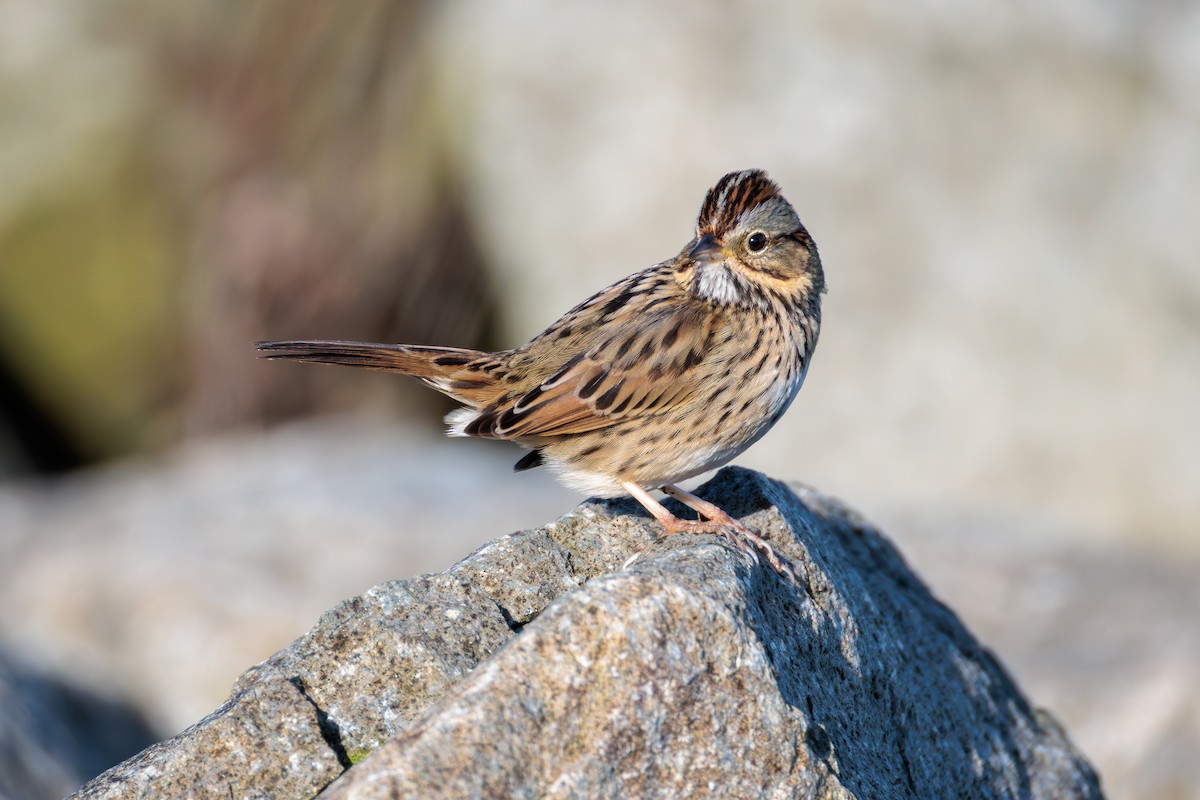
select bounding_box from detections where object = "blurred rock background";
[0,1,1196,798]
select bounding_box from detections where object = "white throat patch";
[695,265,741,306]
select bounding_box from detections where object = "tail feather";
[255,340,490,379]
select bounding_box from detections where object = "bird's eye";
[747,232,768,252]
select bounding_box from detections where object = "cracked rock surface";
[70,468,1104,799]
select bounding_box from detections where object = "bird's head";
[676,169,824,311]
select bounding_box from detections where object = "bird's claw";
[660,517,797,583]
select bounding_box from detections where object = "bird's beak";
[688,234,724,265]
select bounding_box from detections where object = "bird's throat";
[693,264,747,307]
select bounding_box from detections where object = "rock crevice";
[288,676,352,770]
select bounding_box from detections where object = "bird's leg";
[621,481,694,529]
[660,484,796,582]
[621,481,795,582]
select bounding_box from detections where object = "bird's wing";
[462,302,728,439]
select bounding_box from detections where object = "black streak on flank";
[576,443,604,459]
[753,347,771,374]
[751,326,765,354]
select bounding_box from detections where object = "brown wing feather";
[465,299,726,439]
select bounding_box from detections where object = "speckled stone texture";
[70,468,1103,799]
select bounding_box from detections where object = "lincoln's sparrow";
[258,170,825,580]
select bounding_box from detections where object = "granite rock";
[72,468,1103,799]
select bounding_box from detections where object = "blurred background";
[0,1,1197,797]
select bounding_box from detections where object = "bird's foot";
[620,480,798,582]
[658,513,797,584]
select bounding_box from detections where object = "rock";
[70,468,1103,799]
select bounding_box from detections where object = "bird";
[257,169,825,580]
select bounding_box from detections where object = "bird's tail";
[255,339,500,403]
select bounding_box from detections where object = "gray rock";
[72,469,1102,799]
